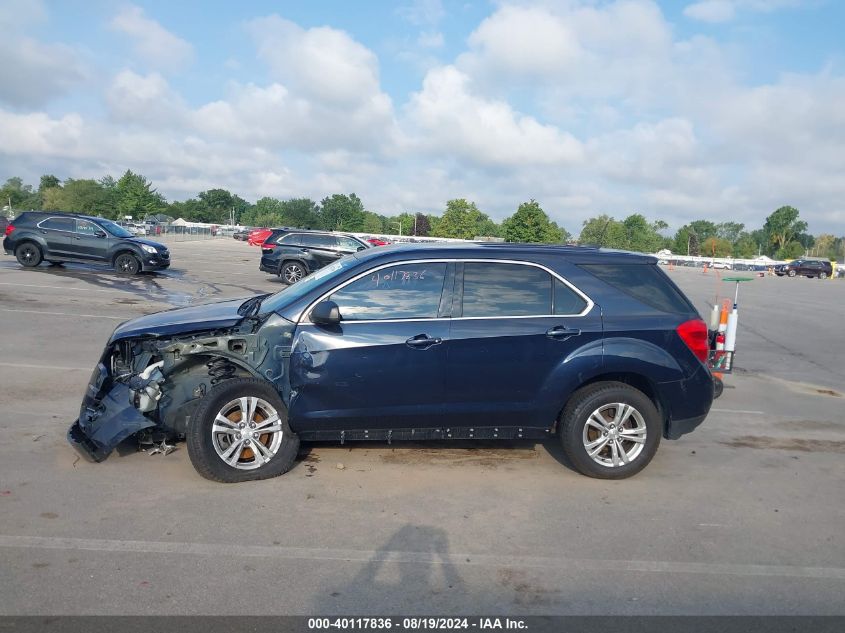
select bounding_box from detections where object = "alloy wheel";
[582,403,647,468]
[211,397,283,470]
[283,264,305,284]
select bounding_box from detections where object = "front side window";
[76,220,100,235]
[329,263,448,321]
[461,263,552,317]
[40,217,75,232]
[337,236,364,251]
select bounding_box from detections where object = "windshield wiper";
[238,294,270,317]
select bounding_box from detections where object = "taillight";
[676,319,709,363]
[4,224,14,236]
[262,244,276,250]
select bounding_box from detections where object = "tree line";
[1,172,840,260]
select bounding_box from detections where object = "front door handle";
[405,334,442,349]
[546,326,581,341]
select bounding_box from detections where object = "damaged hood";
[109,297,248,342]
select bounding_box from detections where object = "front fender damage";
[66,313,295,463]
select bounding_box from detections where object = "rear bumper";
[259,256,277,273]
[665,413,707,440]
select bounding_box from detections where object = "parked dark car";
[3,212,170,274]
[259,229,370,284]
[67,243,713,483]
[233,228,251,241]
[774,259,832,279]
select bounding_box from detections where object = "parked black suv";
[69,243,714,483]
[259,229,369,283]
[774,259,832,279]
[3,212,170,274]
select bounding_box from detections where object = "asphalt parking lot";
[0,239,843,615]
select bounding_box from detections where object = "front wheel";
[186,377,299,483]
[280,261,306,285]
[788,270,796,277]
[15,242,42,267]
[559,382,661,479]
[114,253,140,275]
[819,272,828,280]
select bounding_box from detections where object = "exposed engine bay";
[68,312,296,462]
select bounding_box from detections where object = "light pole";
[392,220,403,237]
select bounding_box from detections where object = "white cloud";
[397,0,445,26]
[247,16,382,105]
[406,65,584,168]
[684,0,804,23]
[110,5,194,71]
[0,37,89,107]
[106,70,187,126]
[684,1,736,22]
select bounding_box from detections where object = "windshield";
[100,220,134,238]
[260,255,359,314]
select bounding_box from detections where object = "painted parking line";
[0,308,129,320]
[0,362,91,371]
[0,282,124,294]
[1,534,843,580]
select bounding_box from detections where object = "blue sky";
[1,0,844,235]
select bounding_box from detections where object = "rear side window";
[277,233,302,245]
[462,263,551,317]
[75,219,100,235]
[301,234,335,249]
[40,217,75,231]
[579,264,693,314]
[330,263,448,321]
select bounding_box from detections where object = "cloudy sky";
[1,0,843,235]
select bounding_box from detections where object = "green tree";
[361,211,385,233]
[776,241,804,260]
[39,174,61,192]
[716,221,744,243]
[501,199,563,243]
[434,199,497,240]
[764,206,807,252]
[42,179,117,216]
[732,233,758,258]
[115,170,165,219]
[813,234,836,259]
[383,212,416,236]
[1,177,40,211]
[414,212,431,237]
[701,236,733,257]
[196,188,250,224]
[622,213,664,253]
[320,193,366,231]
[578,215,627,248]
[280,198,323,229]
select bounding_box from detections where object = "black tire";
[713,376,724,399]
[559,381,661,479]
[819,272,828,280]
[15,242,42,267]
[114,252,140,275]
[280,261,307,285]
[186,377,299,483]
[788,270,796,277]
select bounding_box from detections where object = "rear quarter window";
[579,263,694,314]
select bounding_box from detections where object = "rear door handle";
[405,334,442,349]
[546,326,581,340]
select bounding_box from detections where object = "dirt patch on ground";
[775,420,842,431]
[379,444,538,466]
[720,435,845,453]
[497,568,561,606]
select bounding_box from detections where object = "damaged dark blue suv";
[68,243,713,482]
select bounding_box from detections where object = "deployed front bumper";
[67,367,157,462]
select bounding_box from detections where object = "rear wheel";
[186,377,299,483]
[559,382,661,479]
[114,253,140,275]
[15,242,42,267]
[280,261,306,285]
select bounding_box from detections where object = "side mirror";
[356,246,367,252]
[95,230,107,238]
[311,300,341,325]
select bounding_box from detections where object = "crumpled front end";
[66,311,296,463]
